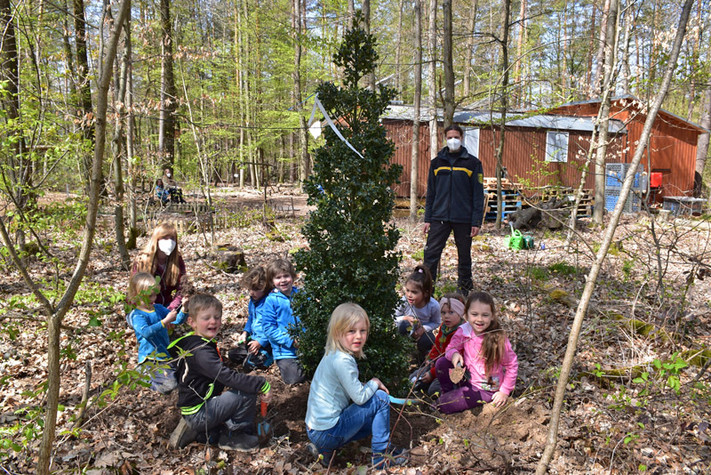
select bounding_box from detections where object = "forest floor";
[1,186,710,474]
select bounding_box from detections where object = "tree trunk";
[494,0,511,229]
[362,0,376,90]
[536,1,694,472]
[695,75,711,196]
[513,0,526,107]
[35,2,132,472]
[592,0,619,225]
[395,0,404,96]
[442,0,455,128]
[125,16,138,244]
[410,0,423,221]
[620,6,632,94]
[462,1,478,99]
[112,13,131,269]
[74,0,97,193]
[159,0,177,169]
[1,0,33,251]
[293,0,309,183]
[592,0,611,94]
[427,0,438,155]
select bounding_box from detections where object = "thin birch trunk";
[427,0,438,155]
[592,0,619,224]
[463,1,478,99]
[411,0,423,220]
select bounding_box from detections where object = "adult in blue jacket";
[423,124,485,294]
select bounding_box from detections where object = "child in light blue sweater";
[305,303,408,470]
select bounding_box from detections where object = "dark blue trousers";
[423,221,473,293]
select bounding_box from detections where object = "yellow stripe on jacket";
[433,166,473,177]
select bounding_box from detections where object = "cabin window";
[545,131,569,162]
[463,127,480,156]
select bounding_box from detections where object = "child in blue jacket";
[228,266,273,371]
[261,258,305,384]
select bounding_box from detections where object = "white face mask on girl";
[447,138,462,152]
[158,238,176,256]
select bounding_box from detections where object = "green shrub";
[293,15,410,388]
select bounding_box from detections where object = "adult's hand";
[471,226,480,237]
[423,222,430,235]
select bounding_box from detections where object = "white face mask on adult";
[158,238,177,256]
[447,138,462,152]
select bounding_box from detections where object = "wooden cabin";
[383,96,706,200]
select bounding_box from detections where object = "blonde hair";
[133,223,181,287]
[325,303,370,358]
[127,272,158,308]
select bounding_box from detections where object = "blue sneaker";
[306,442,335,468]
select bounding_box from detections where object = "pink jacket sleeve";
[444,326,467,361]
[498,338,519,395]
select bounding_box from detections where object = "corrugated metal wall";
[385,119,625,197]
[385,120,436,197]
[551,101,700,196]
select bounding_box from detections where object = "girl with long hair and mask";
[132,222,187,310]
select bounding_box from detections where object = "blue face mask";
[447,138,461,152]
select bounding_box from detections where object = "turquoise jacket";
[127,304,187,364]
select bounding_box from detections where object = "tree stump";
[214,245,247,273]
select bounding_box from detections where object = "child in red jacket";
[410,293,465,396]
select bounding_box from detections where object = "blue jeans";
[307,390,390,454]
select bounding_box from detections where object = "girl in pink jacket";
[435,292,518,414]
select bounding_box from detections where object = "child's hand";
[162,310,178,329]
[412,326,425,339]
[260,390,272,404]
[451,352,463,368]
[403,315,416,324]
[420,372,433,383]
[247,340,262,354]
[371,378,389,394]
[236,331,248,345]
[491,391,509,408]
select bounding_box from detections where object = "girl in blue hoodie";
[261,258,305,384]
[126,272,188,393]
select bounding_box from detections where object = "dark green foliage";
[293,15,411,388]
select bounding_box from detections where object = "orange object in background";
[650,172,663,188]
